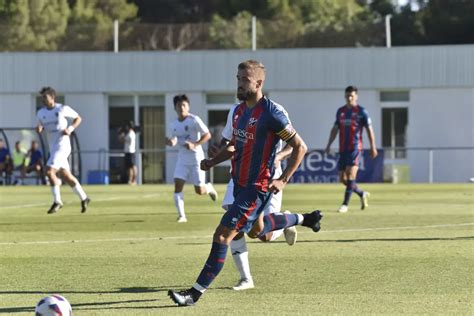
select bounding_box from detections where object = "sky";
[398,0,421,10]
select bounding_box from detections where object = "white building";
[0,45,473,183]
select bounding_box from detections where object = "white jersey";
[222,103,285,177]
[167,113,210,165]
[124,129,136,153]
[36,103,79,154]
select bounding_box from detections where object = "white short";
[173,162,206,186]
[47,150,70,171]
[222,179,282,214]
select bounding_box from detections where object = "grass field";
[0,183,473,315]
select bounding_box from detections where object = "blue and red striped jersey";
[230,96,295,191]
[334,105,371,152]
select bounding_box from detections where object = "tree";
[419,0,474,44]
[62,0,138,50]
[0,0,70,51]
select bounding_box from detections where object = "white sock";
[192,283,207,293]
[296,214,304,225]
[72,182,87,201]
[51,185,62,204]
[270,229,284,241]
[230,236,252,280]
[173,192,185,218]
[206,182,214,194]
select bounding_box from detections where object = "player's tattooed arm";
[269,133,307,194]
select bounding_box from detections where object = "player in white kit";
[166,94,217,223]
[36,87,90,214]
[210,103,297,291]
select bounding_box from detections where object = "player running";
[166,94,218,222]
[36,87,90,214]
[211,103,296,291]
[168,60,323,306]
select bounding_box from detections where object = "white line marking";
[0,223,472,246]
[1,196,122,210]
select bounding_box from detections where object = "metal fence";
[73,146,474,185]
[0,18,386,52]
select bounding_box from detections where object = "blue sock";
[350,180,363,197]
[195,242,228,289]
[258,212,298,237]
[343,181,354,205]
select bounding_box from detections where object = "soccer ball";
[35,295,72,316]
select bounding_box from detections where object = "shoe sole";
[209,192,218,202]
[233,285,255,291]
[47,205,63,214]
[284,226,297,245]
[312,211,323,232]
[81,199,91,213]
[167,290,195,306]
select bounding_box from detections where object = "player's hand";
[200,159,213,171]
[208,144,220,158]
[185,141,196,151]
[63,128,72,136]
[370,148,378,159]
[166,137,176,146]
[268,178,286,194]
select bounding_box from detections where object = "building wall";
[407,88,474,182]
[0,46,473,183]
[65,93,108,182]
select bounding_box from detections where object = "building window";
[206,94,236,104]
[382,108,408,159]
[108,95,165,184]
[380,91,409,102]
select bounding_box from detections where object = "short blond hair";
[238,60,265,80]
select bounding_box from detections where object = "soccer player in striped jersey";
[324,85,378,213]
[213,103,296,291]
[168,60,323,306]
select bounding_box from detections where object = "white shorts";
[222,179,282,215]
[47,150,70,171]
[173,162,206,186]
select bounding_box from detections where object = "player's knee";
[46,169,54,178]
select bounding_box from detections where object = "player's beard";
[237,89,255,101]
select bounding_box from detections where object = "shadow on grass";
[0,286,174,295]
[0,299,168,314]
[292,236,474,243]
[0,286,231,313]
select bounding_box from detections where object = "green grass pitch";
[0,183,473,315]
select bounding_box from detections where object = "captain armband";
[276,124,296,142]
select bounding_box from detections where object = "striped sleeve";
[269,103,296,142]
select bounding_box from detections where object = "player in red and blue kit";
[168,60,323,306]
[325,85,378,213]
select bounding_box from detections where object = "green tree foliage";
[209,11,254,49]
[0,0,70,51]
[63,0,138,50]
[419,0,474,44]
